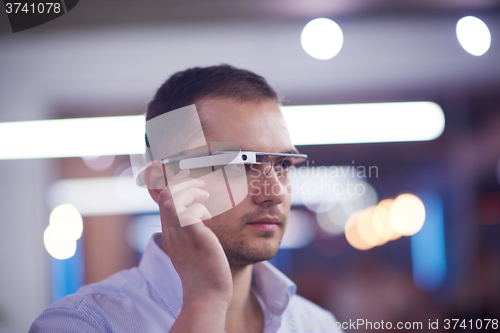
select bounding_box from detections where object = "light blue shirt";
[30,233,342,332]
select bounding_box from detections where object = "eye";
[275,158,292,175]
[282,158,292,169]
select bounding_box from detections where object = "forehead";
[196,98,295,154]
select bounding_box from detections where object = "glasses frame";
[162,151,307,175]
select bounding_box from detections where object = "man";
[30,65,342,332]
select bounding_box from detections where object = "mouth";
[247,216,281,231]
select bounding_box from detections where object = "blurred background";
[1,0,500,332]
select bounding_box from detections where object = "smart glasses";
[162,151,308,177]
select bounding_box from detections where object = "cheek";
[204,200,242,228]
[282,179,293,203]
[197,171,244,217]
[204,213,239,242]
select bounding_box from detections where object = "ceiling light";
[301,18,343,60]
[456,16,491,56]
[0,115,145,159]
[0,102,445,160]
[283,102,445,145]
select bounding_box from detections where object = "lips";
[247,216,281,231]
[247,216,281,225]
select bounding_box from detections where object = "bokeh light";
[44,204,83,259]
[316,208,346,235]
[281,210,313,249]
[344,194,426,250]
[344,211,373,250]
[293,167,341,213]
[356,206,380,247]
[43,225,77,260]
[372,198,401,244]
[456,16,491,56]
[316,179,377,235]
[301,18,343,60]
[390,194,426,236]
[49,203,83,242]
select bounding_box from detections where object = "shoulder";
[29,293,110,333]
[78,267,145,298]
[70,267,148,311]
[281,294,343,332]
[30,268,153,332]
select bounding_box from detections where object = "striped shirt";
[30,233,342,332]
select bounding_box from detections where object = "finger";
[171,168,190,181]
[167,168,196,186]
[162,202,211,232]
[158,176,204,203]
[159,187,209,229]
[169,177,205,197]
[171,188,210,214]
[157,169,192,199]
[178,202,212,227]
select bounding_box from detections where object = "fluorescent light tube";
[0,115,145,159]
[283,102,445,145]
[0,102,444,159]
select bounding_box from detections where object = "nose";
[250,166,288,206]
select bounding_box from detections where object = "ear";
[144,160,172,203]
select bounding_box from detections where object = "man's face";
[195,97,295,266]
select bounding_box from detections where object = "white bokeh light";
[301,18,343,60]
[390,193,426,236]
[49,203,83,242]
[280,210,313,249]
[316,180,378,235]
[43,225,77,260]
[456,16,491,56]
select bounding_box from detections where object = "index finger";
[168,169,205,194]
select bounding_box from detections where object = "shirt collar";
[138,233,297,317]
[252,260,297,316]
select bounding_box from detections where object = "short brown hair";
[145,64,281,147]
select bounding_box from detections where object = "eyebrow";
[238,146,301,155]
[287,147,301,155]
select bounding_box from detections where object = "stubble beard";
[217,209,287,267]
[223,232,281,267]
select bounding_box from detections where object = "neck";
[225,264,264,333]
[228,264,254,313]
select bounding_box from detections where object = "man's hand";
[158,169,232,332]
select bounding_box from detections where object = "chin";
[225,242,280,266]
